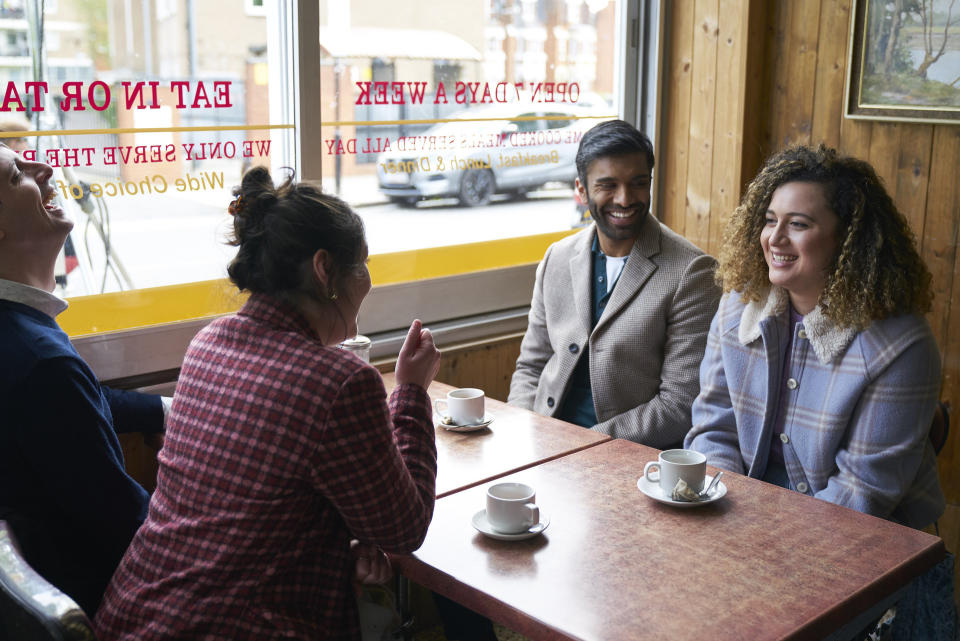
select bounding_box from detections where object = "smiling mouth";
[605,208,636,220]
[771,253,798,263]
[42,189,62,214]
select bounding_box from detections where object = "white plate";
[436,412,495,432]
[471,509,550,541]
[637,473,727,508]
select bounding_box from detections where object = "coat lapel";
[738,287,856,364]
[593,215,660,334]
[568,229,595,338]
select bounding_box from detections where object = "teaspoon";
[700,471,724,499]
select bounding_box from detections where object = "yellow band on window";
[58,229,578,337]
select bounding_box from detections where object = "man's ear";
[575,177,587,203]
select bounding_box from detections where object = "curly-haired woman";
[685,144,944,530]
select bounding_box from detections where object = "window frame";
[74,0,661,381]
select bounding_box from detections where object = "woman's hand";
[395,319,441,390]
[350,540,392,595]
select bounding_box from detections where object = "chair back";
[0,521,97,641]
[930,401,951,456]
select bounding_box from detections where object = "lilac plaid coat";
[685,288,945,529]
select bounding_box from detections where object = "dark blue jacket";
[0,300,163,614]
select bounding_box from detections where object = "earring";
[329,288,338,301]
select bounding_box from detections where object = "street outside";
[60,173,581,297]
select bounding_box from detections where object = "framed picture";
[845,0,960,124]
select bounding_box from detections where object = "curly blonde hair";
[717,145,932,329]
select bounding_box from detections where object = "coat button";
[780,433,789,444]
[786,378,798,390]
[796,482,808,493]
[798,329,807,339]
[547,397,555,408]
[569,343,579,354]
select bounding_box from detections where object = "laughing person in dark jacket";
[0,143,166,614]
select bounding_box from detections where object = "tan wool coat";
[508,215,721,447]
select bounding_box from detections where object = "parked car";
[376,103,610,207]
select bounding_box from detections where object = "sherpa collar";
[737,287,857,364]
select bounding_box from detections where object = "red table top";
[394,438,945,641]
[382,372,611,498]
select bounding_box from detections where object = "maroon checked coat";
[95,294,437,641]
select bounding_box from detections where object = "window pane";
[0,0,289,299]
[317,0,620,255]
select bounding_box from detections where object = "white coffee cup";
[643,449,707,496]
[434,388,485,425]
[486,482,540,534]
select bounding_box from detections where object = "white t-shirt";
[604,255,628,294]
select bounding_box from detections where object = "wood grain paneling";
[781,0,822,147]
[375,333,525,403]
[838,114,872,160]
[684,0,719,249]
[924,127,960,358]
[867,122,903,196]
[811,0,850,149]
[894,125,934,238]
[659,0,695,234]
[708,0,749,254]
[739,1,770,199]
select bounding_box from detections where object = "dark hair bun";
[226,166,365,297]
[230,166,275,240]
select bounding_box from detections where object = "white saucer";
[471,509,550,541]
[436,413,495,432]
[636,473,727,508]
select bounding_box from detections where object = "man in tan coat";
[508,120,720,448]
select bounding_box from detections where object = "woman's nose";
[768,221,787,244]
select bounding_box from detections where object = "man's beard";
[589,197,649,243]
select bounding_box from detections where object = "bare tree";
[883,0,907,74]
[916,0,960,79]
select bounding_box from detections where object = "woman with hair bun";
[685,144,944,529]
[96,167,441,641]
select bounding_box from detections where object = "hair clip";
[228,195,245,216]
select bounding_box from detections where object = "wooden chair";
[0,521,96,641]
[930,401,951,456]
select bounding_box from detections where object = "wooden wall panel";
[838,114,872,160]
[810,0,850,149]
[773,1,822,148]
[739,1,771,200]
[433,335,525,402]
[707,0,749,255]
[659,0,695,235]
[924,127,960,358]
[374,334,525,403]
[684,0,719,249]
[866,122,903,196]
[894,125,934,238]
[931,126,960,498]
